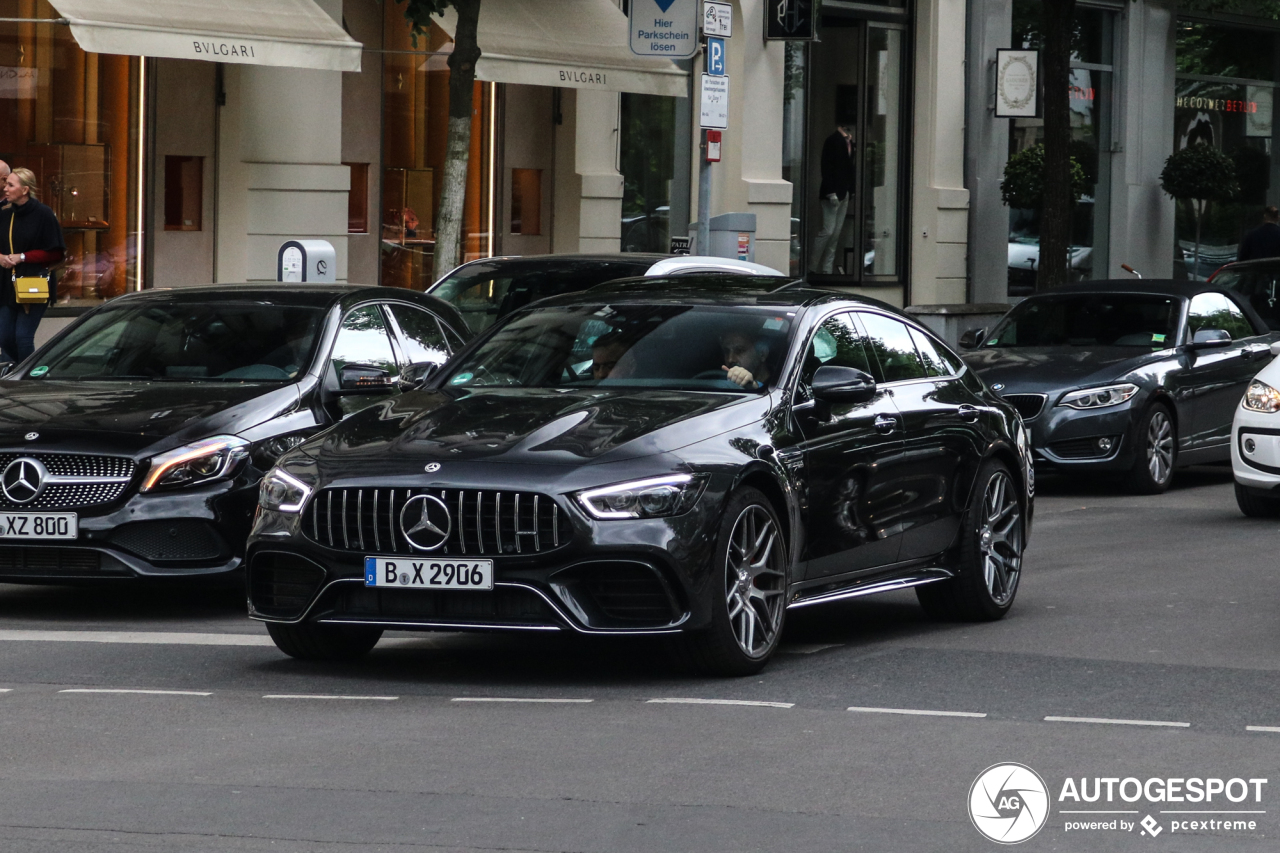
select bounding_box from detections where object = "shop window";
[0,19,144,303]
[345,162,369,234]
[620,93,683,253]
[511,168,542,235]
[163,156,202,232]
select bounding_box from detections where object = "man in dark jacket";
[812,125,856,274]
[1239,206,1280,262]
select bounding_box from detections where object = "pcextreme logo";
[968,763,1269,844]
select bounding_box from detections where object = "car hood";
[0,379,298,456]
[307,387,767,469]
[963,346,1171,393]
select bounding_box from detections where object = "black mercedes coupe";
[248,278,1032,675]
[0,284,468,584]
[961,280,1280,493]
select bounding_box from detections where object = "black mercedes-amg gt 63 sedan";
[0,284,468,584]
[248,278,1033,674]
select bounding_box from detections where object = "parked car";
[0,284,468,584]
[248,278,1031,674]
[428,253,786,333]
[1231,340,1280,515]
[960,280,1280,493]
[1206,258,1280,331]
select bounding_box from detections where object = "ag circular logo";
[969,763,1049,844]
[399,494,452,551]
[2,457,47,504]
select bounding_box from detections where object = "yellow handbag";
[9,212,48,306]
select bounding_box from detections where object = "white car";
[1232,339,1280,515]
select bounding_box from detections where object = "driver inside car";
[590,330,637,381]
[719,326,774,390]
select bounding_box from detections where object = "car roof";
[1033,279,1225,298]
[538,276,907,314]
[101,283,470,336]
[1214,258,1280,273]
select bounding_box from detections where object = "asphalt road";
[0,465,1278,852]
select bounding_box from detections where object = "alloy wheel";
[1146,411,1174,485]
[724,504,786,658]
[979,471,1023,606]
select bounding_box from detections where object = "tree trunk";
[1037,0,1076,292]
[431,0,482,283]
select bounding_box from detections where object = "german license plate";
[0,512,76,540]
[364,557,494,591]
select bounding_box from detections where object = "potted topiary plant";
[1000,144,1088,288]
[1160,143,1240,279]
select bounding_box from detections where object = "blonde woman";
[0,168,64,362]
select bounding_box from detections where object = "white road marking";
[59,688,211,696]
[648,698,794,708]
[0,629,273,646]
[264,694,398,701]
[847,705,986,718]
[1060,810,1138,814]
[451,697,593,704]
[0,688,11,693]
[1044,715,1190,728]
[1161,811,1266,814]
[779,643,843,655]
[1246,725,1280,733]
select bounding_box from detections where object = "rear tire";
[672,487,788,677]
[266,622,383,661]
[1235,481,1280,518]
[1127,403,1176,494]
[917,459,1025,622]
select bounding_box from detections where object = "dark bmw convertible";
[248,279,1032,674]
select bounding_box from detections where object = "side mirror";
[337,363,394,394]
[812,365,877,404]
[400,361,440,391]
[959,327,987,350]
[0,362,13,377]
[1189,328,1232,349]
[1270,340,1280,358]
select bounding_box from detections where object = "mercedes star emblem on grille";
[399,494,452,551]
[2,457,47,504]
[425,462,442,473]
[24,432,38,441]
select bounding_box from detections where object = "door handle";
[958,404,981,422]
[1243,344,1270,360]
[874,414,897,434]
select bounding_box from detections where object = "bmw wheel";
[266,622,383,661]
[677,487,788,676]
[918,459,1024,621]
[1127,403,1175,494]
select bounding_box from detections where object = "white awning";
[436,0,687,98]
[47,0,362,72]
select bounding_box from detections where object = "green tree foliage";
[1000,144,1088,210]
[1160,144,1240,203]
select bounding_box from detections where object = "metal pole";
[697,130,711,256]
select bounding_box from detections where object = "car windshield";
[431,261,654,332]
[1212,268,1280,331]
[443,303,796,393]
[984,294,1182,348]
[23,301,326,382]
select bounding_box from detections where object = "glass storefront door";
[784,15,908,283]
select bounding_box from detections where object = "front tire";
[675,487,788,676]
[266,622,383,661]
[1235,481,1280,517]
[1127,403,1176,494]
[917,459,1025,621]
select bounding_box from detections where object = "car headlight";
[1058,383,1139,410]
[142,436,250,492]
[576,474,708,520]
[259,467,314,513]
[1243,379,1280,413]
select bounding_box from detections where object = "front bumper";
[1232,405,1280,490]
[246,490,723,635]
[1023,395,1140,473]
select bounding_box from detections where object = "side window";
[388,304,450,366]
[1220,271,1280,332]
[857,312,927,383]
[331,305,398,378]
[908,326,961,377]
[798,312,874,393]
[1188,292,1255,340]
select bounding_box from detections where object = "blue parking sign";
[707,37,726,76]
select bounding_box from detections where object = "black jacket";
[819,130,856,200]
[0,197,64,306]
[1238,222,1280,262]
